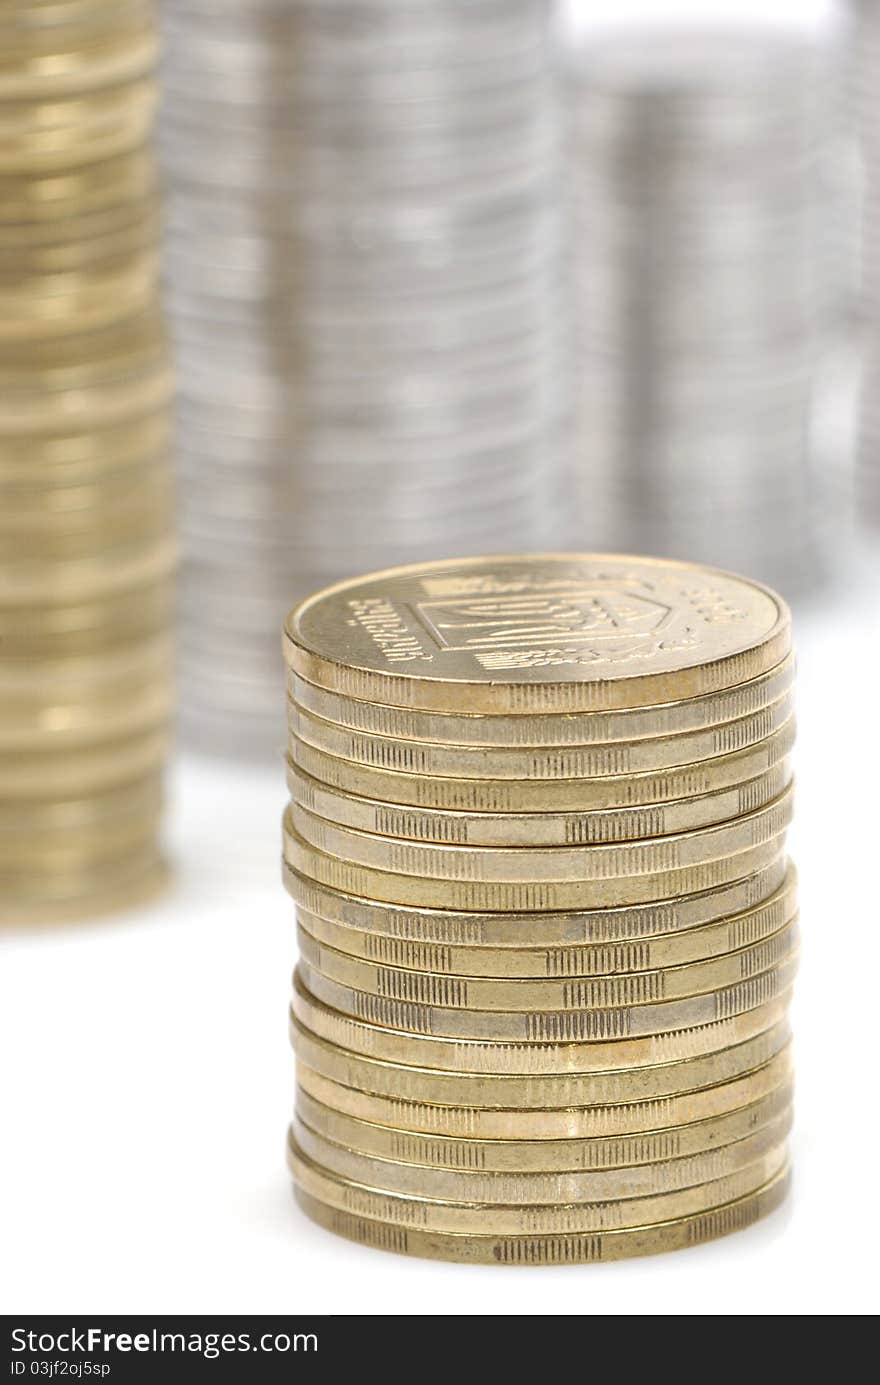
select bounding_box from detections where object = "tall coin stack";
[160,0,566,754]
[850,0,880,527]
[572,31,832,596]
[0,0,174,922]
[282,554,798,1266]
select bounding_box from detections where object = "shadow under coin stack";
[0,0,174,923]
[282,555,798,1266]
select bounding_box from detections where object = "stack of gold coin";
[0,1,174,922]
[282,554,798,1265]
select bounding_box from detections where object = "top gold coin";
[284,555,791,714]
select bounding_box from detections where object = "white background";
[2,0,879,1317]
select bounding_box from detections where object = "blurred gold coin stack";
[282,554,798,1265]
[0,0,174,922]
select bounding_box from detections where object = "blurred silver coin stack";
[571,30,834,596]
[159,0,567,754]
[850,0,880,528]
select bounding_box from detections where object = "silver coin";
[161,0,565,754]
[571,26,835,595]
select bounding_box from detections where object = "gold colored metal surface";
[284,554,799,1263]
[284,554,791,712]
[0,411,169,482]
[289,694,795,779]
[0,0,171,922]
[285,828,786,910]
[288,787,793,883]
[294,868,798,976]
[294,1079,794,1172]
[286,857,790,947]
[292,1111,792,1204]
[290,1141,789,1234]
[295,1165,791,1264]
[291,987,793,1083]
[0,769,162,835]
[294,1061,795,1143]
[0,535,176,605]
[0,847,168,927]
[288,654,796,746]
[1,728,170,799]
[288,758,793,846]
[296,918,799,1013]
[0,579,174,661]
[0,28,157,103]
[289,718,795,811]
[0,148,157,228]
[298,954,798,1042]
[0,675,172,751]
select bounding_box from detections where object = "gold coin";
[0,365,172,437]
[289,693,795,780]
[0,813,160,871]
[0,464,171,537]
[0,218,160,285]
[0,626,169,678]
[295,1053,793,1141]
[0,0,150,32]
[294,1163,791,1264]
[297,917,799,1013]
[291,976,792,1080]
[0,845,168,928]
[0,410,168,481]
[0,587,172,636]
[289,717,795,811]
[288,786,793,884]
[285,856,790,948]
[1,447,168,501]
[294,867,798,976]
[284,555,791,713]
[284,828,787,910]
[288,756,792,847]
[286,555,799,1261]
[0,769,162,835]
[0,504,173,565]
[0,148,156,225]
[0,82,156,176]
[0,632,171,694]
[0,249,158,300]
[297,953,798,1042]
[291,1110,792,1205]
[0,810,163,867]
[0,578,174,658]
[0,28,157,101]
[0,674,171,751]
[0,489,172,559]
[294,1041,794,1139]
[0,306,166,385]
[0,535,176,605]
[294,1079,794,1174]
[290,1140,788,1234]
[0,819,162,886]
[0,726,168,798]
[0,0,151,34]
[0,194,160,260]
[0,253,160,344]
[288,653,796,746]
